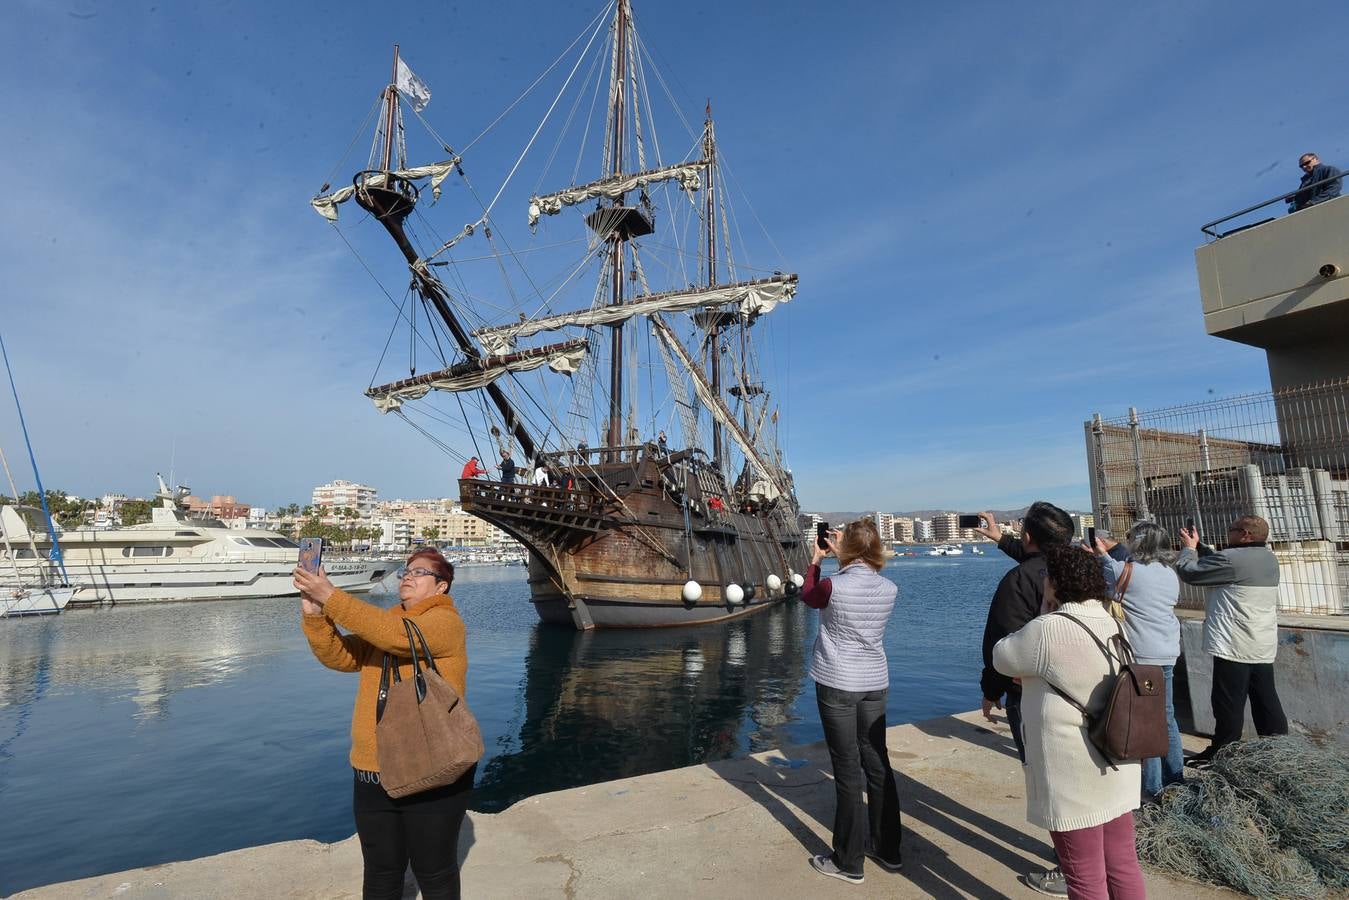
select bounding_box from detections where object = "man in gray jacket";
[1177,515,1288,764]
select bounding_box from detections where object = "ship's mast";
[604,0,630,450]
[356,46,536,460]
[703,106,722,469]
[382,46,400,171]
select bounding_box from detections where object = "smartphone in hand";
[1086,526,1097,548]
[957,514,983,529]
[1185,517,1197,537]
[298,537,324,575]
[816,522,831,550]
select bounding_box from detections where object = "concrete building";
[1070,513,1095,541]
[892,516,915,543]
[871,512,894,542]
[185,494,251,521]
[312,480,378,517]
[931,513,976,543]
[913,518,934,542]
[376,518,415,550]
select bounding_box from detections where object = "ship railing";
[459,478,607,515]
[1201,171,1346,238]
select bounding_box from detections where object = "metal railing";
[1086,378,1349,614]
[1201,171,1345,238]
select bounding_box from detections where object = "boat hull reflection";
[473,600,810,812]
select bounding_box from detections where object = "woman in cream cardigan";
[993,544,1144,900]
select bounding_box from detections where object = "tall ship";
[312,1,809,628]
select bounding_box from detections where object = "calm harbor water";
[0,552,1013,894]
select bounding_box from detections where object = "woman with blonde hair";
[800,518,903,884]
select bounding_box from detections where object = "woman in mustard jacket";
[294,548,471,900]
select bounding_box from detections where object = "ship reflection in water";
[474,600,810,812]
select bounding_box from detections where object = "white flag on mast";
[395,58,431,111]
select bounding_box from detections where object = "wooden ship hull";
[460,445,809,629]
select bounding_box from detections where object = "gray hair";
[1126,521,1176,566]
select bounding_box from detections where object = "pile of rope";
[1136,734,1349,898]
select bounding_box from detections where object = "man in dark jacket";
[974,501,1074,760]
[1290,152,1342,211]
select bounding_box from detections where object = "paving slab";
[16,711,1238,899]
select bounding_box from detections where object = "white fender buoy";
[725,583,745,605]
[682,580,703,602]
[790,572,804,588]
[766,573,783,593]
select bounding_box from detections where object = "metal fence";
[1086,378,1349,614]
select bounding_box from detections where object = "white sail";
[649,316,788,500]
[311,160,459,222]
[474,276,796,355]
[527,161,706,227]
[368,344,587,413]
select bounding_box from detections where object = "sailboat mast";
[604,0,630,449]
[354,46,537,461]
[382,45,400,172]
[703,108,722,468]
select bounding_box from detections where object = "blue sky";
[1,0,1344,512]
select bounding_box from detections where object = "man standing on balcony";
[1177,515,1288,766]
[1290,153,1342,211]
[499,449,517,485]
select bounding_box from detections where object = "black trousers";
[815,683,903,874]
[1210,657,1288,750]
[352,765,476,900]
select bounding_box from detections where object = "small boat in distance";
[926,544,965,557]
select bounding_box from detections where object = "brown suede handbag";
[375,618,484,798]
[1043,612,1168,768]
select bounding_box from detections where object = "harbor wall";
[1180,615,1349,746]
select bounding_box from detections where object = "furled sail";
[649,316,788,501]
[366,339,588,412]
[527,161,706,227]
[311,160,459,222]
[474,275,796,355]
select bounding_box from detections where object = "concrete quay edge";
[16,711,1238,900]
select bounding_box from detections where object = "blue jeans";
[815,683,903,874]
[1141,665,1184,797]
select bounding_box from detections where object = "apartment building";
[312,480,378,517]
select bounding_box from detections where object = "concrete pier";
[17,711,1235,899]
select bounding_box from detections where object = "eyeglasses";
[1300,159,1316,169]
[396,566,439,580]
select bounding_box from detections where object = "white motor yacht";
[0,478,390,605]
[926,544,965,557]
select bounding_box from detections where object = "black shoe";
[865,846,903,872]
[1185,747,1215,769]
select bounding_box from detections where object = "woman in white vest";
[994,543,1145,899]
[800,519,902,885]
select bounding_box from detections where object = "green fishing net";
[1135,734,1349,898]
